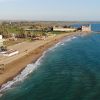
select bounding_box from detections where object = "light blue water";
[1,24,100,100]
[72,23,100,32]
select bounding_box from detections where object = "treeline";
[0,22,53,38]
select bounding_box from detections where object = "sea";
[1,23,100,100]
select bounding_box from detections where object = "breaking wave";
[49,36,78,51]
[0,50,47,93]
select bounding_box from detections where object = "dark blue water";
[1,25,100,100]
[92,24,100,32]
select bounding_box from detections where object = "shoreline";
[0,32,84,87]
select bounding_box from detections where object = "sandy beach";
[0,32,82,87]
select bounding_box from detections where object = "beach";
[0,32,82,87]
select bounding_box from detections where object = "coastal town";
[0,21,91,86]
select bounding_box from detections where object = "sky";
[0,0,100,21]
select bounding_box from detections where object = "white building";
[82,25,91,32]
[0,35,5,47]
[3,50,19,57]
[53,26,76,32]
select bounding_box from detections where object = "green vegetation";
[0,22,53,38]
[51,31,67,34]
[0,24,25,38]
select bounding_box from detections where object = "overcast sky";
[0,0,100,21]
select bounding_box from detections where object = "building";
[3,50,19,57]
[53,26,76,32]
[0,35,5,47]
[81,25,91,32]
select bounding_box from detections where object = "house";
[0,35,5,47]
[81,25,91,32]
[53,26,76,32]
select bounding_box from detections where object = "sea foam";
[0,51,46,93]
[49,36,77,51]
